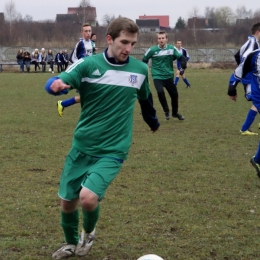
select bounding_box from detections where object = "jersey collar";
[104,48,129,64]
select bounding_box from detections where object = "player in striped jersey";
[45,17,160,259]
[174,40,191,88]
[228,22,260,135]
[57,23,95,117]
[240,49,260,176]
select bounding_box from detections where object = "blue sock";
[241,109,257,131]
[174,77,179,85]
[61,97,77,107]
[254,142,260,164]
[183,78,190,86]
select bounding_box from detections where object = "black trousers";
[48,61,54,71]
[153,78,179,115]
[57,62,63,73]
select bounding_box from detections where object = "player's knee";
[80,188,99,211]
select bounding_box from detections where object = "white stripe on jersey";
[66,59,84,73]
[153,49,174,57]
[81,70,145,89]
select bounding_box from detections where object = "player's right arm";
[76,41,86,59]
[44,77,71,96]
[142,48,152,63]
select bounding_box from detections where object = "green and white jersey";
[59,53,151,160]
[143,44,182,80]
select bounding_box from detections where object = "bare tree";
[253,9,260,19]
[79,0,91,7]
[215,6,234,27]
[204,7,216,19]
[5,0,21,36]
[24,14,33,22]
[235,6,252,19]
[102,14,115,26]
[77,0,91,24]
[189,6,201,18]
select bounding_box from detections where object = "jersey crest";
[129,75,138,86]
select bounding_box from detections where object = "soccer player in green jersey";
[143,31,187,120]
[45,17,160,259]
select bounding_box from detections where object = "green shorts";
[58,147,123,201]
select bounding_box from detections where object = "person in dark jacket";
[55,50,65,73]
[63,49,69,71]
[16,49,24,72]
[23,51,31,72]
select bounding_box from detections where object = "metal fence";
[0,46,238,63]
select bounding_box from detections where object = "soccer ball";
[137,254,164,260]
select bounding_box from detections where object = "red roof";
[139,15,169,28]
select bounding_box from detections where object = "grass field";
[1,68,260,260]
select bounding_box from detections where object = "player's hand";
[229,95,237,101]
[51,79,71,93]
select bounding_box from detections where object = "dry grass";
[1,69,260,260]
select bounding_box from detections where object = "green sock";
[82,204,100,233]
[61,210,79,245]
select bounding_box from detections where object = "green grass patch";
[1,69,260,260]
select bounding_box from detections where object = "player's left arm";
[184,48,190,62]
[137,72,160,132]
[138,92,160,132]
[177,55,187,70]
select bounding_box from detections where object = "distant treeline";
[0,19,258,48]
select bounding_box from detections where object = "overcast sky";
[0,0,257,27]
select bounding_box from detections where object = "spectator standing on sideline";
[31,49,40,72]
[63,50,69,71]
[142,31,187,120]
[174,40,191,88]
[46,49,55,73]
[91,33,98,55]
[55,50,65,73]
[16,49,24,72]
[45,17,160,260]
[39,48,47,72]
[57,23,94,117]
[23,51,31,72]
[228,22,260,136]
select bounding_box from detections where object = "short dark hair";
[91,33,96,38]
[106,17,139,40]
[158,31,167,39]
[251,22,260,34]
[81,23,91,30]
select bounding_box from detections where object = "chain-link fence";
[0,46,238,63]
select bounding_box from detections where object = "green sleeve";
[143,48,152,62]
[137,70,150,100]
[58,60,85,90]
[173,47,182,59]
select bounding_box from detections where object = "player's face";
[176,41,182,49]
[81,26,92,41]
[157,34,168,48]
[106,30,137,63]
[255,30,260,41]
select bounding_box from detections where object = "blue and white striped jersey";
[234,36,259,80]
[176,47,189,69]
